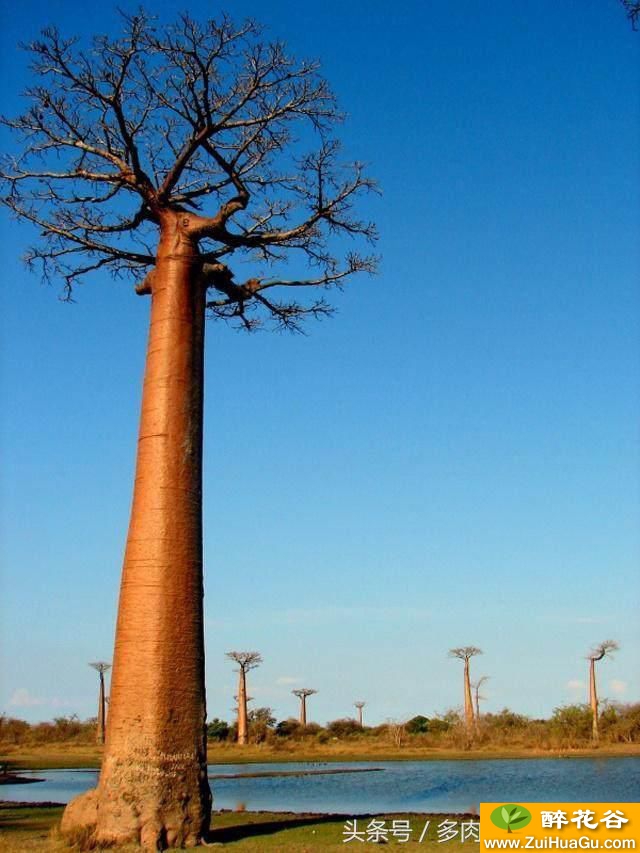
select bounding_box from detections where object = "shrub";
[207,718,230,741]
[326,718,361,738]
[549,704,592,745]
[275,718,302,738]
[406,715,430,734]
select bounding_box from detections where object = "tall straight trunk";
[96,672,106,745]
[357,707,363,727]
[589,658,599,742]
[463,659,474,732]
[300,696,307,726]
[237,668,248,745]
[62,216,211,850]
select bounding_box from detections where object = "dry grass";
[2,739,639,772]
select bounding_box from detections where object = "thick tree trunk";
[237,669,248,745]
[300,696,307,727]
[589,658,599,743]
[62,216,211,850]
[463,659,474,733]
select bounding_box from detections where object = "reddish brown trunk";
[237,669,248,745]
[589,658,599,743]
[300,696,307,726]
[96,672,106,745]
[463,658,474,733]
[62,215,211,849]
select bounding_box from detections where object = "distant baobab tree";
[227,652,262,745]
[354,701,366,727]
[449,646,483,733]
[471,676,489,723]
[587,640,619,743]
[89,662,111,745]
[292,688,317,726]
[1,10,377,850]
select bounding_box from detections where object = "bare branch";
[2,11,377,317]
[588,640,619,662]
[226,651,263,672]
[621,1,640,28]
[449,646,483,661]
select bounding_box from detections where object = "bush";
[326,718,361,738]
[275,718,302,738]
[550,704,593,745]
[406,715,430,734]
[0,716,30,744]
[248,707,276,743]
[207,718,230,741]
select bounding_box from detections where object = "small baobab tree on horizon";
[449,646,483,734]
[1,10,376,849]
[292,688,317,726]
[354,701,366,727]
[587,640,619,743]
[471,675,489,724]
[88,662,111,745]
[227,651,262,746]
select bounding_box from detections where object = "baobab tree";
[470,676,489,725]
[1,12,376,850]
[88,662,111,745]
[354,701,366,727]
[587,640,619,743]
[227,651,262,746]
[449,646,483,734]
[292,688,317,726]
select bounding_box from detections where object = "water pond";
[2,758,638,814]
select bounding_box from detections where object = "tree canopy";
[1,10,377,330]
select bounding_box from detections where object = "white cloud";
[609,679,628,697]
[8,688,45,708]
[276,676,299,686]
[566,679,584,691]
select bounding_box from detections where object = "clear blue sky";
[1,0,638,726]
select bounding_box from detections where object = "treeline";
[2,703,638,750]
[206,703,640,749]
[0,714,95,746]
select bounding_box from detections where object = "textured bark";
[237,669,248,745]
[589,658,599,743]
[62,214,211,850]
[463,659,474,732]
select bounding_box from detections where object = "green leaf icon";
[491,804,533,832]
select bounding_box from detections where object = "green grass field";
[0,805,474,851]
